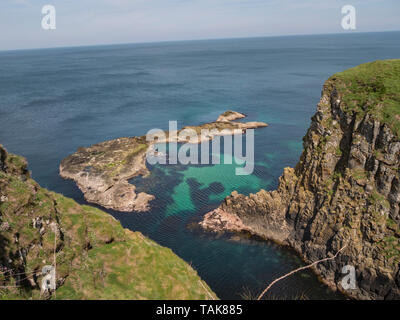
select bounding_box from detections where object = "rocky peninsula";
[0,144,217,299]
[200,60,400,300]
[60,111,267,213]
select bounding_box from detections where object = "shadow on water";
[3,34,396,299]
[116,143,346,300]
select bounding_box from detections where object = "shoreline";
[199,205,350,299]
[59,110,267,213]
[199,60,400,300]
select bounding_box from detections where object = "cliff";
[0,145,217,300]
[200,60,400,300]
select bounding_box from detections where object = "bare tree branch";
[257,245,347,300]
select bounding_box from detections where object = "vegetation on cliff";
[0,145,216,300]
[200,59,400,300]
[332,59,400,137]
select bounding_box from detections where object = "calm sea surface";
[1,32,400,299]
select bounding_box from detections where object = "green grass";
[373,149,384,159]
[0,148,217,300]
[368,189,390,210]
[335,147,342,157]
[386,218,398,231]
[103,143,148,171]
[123,143,148,163]
[351,168,367,180]
[379,235,400,260]
[330,59,400,137]
[7,154,26,171]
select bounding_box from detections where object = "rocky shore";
[60,111,267,212]
[200,60,400,300]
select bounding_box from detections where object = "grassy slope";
[0,147,216,300]
[330,59,400,136]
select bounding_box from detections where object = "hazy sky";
[0,0,399,51]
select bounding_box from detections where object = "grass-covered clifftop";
[330,59,400,137]
[0,145,217,300]
[200,59,400,299]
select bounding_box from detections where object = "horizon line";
[1,29,400,54]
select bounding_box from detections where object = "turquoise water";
[163,153,265,215]
[1,32,400,299]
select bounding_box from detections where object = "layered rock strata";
[200,60,400,300]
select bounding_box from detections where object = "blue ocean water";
[1,32,400,299]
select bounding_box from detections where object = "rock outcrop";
[60,136,154,212]
[60,111,267,212]
[216,110,246,122]
[0,145,217,299]
[200,60,400,300]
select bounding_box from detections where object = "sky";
[0,0,399,51]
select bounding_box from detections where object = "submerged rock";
[60,111,268,212]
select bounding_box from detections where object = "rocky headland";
[200,60,400,300]
[0,144,217,299]
[60,111,267,213]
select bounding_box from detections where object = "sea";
[1,31,400,299]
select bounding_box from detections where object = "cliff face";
[0,145,217,300]
[200,60,400,300]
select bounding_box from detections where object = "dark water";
[1,32,400,299]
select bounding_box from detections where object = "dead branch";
[257,245,347,300]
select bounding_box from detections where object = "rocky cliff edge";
[200,60,400,300]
